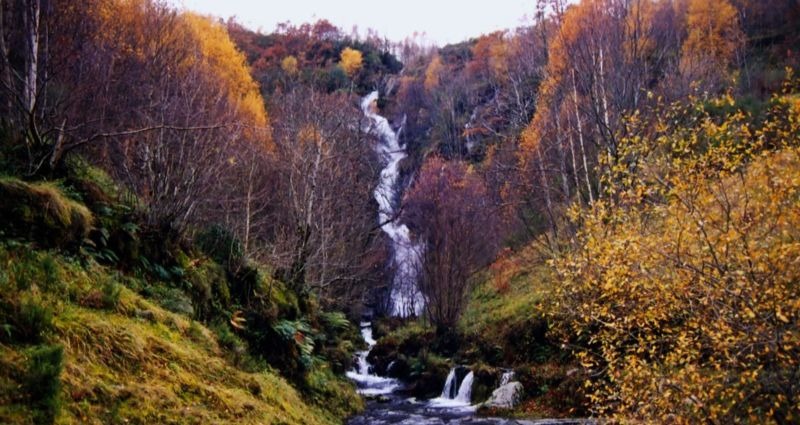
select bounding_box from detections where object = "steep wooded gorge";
[1,0,799,424]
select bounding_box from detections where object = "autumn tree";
[679,0,744,91]
[339,46,363,77]
[0,0,271,243]
[551,87,800,422]
[404,157,499,329]
[266,86,385,310]
[281,55,299,76]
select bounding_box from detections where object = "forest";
[0,0,799,424]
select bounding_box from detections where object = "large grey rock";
[484,381,524,409]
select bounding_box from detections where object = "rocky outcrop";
[483,381,524,409]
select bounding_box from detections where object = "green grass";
[459,249,552,343]
[457,248,588,418]
[0,243,361,424]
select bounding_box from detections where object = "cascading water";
[345,322,398,396]
[361,91,424,316]
[431,367,475,408]
[454,371,474,404]
[500,370,515,386]
[440,368,458,399]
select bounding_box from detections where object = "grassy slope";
[459,247,586,418]
[0,244,354,424]
[460,247,551,342]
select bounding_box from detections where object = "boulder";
[483,381,524,409]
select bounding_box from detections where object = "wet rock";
[387,357,410,379]
[483,381,524,409]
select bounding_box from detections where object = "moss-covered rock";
[0,177,93,248]
[471,363,501,404]
[406,352,450,399]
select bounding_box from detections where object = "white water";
[500,370,515,386]
[429,367,476,409]
[361,91,424,317]
[440,368,458,399]
[454,371,474,403]
[346,322,399,396]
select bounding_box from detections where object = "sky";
[170,0,538,45]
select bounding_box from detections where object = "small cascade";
[499,370,515,386]
[432,366,475,408]
[454,371,474,404]
[440,368,458,399]
[345,322,398,396]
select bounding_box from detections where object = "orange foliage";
[488,247,520,294]
[680,0,744,78]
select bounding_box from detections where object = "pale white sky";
[170,0,538,45]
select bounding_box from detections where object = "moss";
[303,366,364,418]
[470,363,500,404]
[0,177,93,249]
[186,260,230,321]
[407,351,450,399]
[0,243,358,424]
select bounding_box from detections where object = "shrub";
[25,344,63,425]
[186,260,230,322]
[0,298,54,344]
[195,225,243,267]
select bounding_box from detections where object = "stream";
[346,323,586,425]
[354,94,587,424]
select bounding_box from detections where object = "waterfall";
[435,367,474,406]
[361,91,424,317]
[455,371,474,403]
[440,368,458,399]
[346,322,398,395]
[500,370,515,386]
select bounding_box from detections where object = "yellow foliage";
[183,13,268,130]
[281,55,299,76]
[339,47,363,78]
[424,55,444,92]
[680,0,744,76]
[551,92,800,422]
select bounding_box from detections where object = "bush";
[25,344,63,425]
[186,260,230,322]
[0,298,54,344]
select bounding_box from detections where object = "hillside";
[0,169,363,424]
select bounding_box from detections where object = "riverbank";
[345,318,590,425]
[357,247,588,420]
